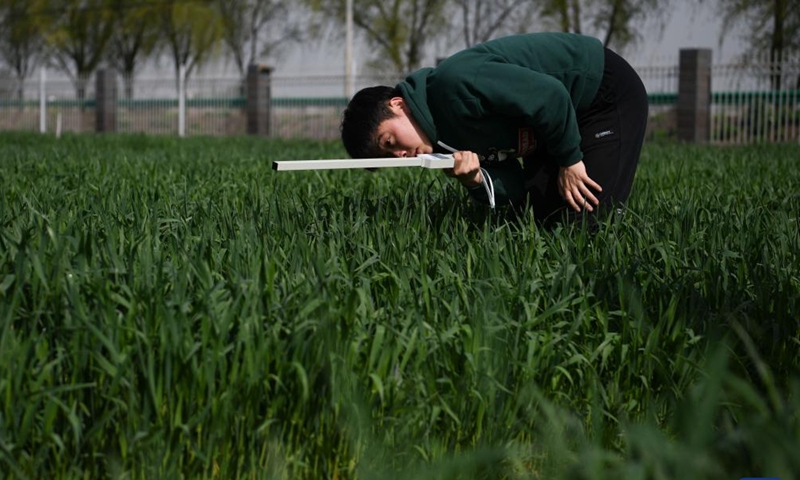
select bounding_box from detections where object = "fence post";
[247,63,273,136]
[178,63,186,137]
[39,67,46,133]
[95,69,117,133]
[677,48,712,142]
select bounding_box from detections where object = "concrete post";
[247,64,273,136]
[39,67,46,133]
[677,49,712,143]
[178,63,186,137]
[95,68,117,133]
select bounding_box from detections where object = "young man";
[340,32,648,224]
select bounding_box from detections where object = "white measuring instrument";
[272,153,454,171]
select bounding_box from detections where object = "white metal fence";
[0,70,408,139]
[635,59,679,141]
[710,52,800,143]
[1,54,798,143]
[0,70,96,134]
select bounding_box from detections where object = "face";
[374,97,433,158]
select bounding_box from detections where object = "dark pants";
[523,48,648,225]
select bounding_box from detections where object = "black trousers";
[523,48,648,225]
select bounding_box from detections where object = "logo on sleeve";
[518,128,537,156]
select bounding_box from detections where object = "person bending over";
[340,32,648,225]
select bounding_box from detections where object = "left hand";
[558,161,602,212]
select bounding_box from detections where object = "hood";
[396,68,438,145]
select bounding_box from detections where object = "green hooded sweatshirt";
[396,32,605,205]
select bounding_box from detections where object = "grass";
[0,132,798,479]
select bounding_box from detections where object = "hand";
[444,151,483,188]
[557,161,602,212]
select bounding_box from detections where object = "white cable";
[437,141,496,210]
[437,141,458,153]
[480,167,495,209]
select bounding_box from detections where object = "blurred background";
[1,0,798,143]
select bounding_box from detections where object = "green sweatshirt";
[396,32,605,205]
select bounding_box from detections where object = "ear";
[388,96,406,114]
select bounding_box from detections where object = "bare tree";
[106,1,162,98]
[0,0,49,102]
[715,0,797,89]
[46,0,116,100]
[540,0,583,33]
[590,0,668,49]
[217,0,305,78]
[308,0,450,72]
[453,0,536,47]
[537,0,671,52]
[157,0,224,89]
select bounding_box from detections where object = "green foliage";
[157,0,225,80]
[107,0,162,82]
[0,132,798,479]
[0,0,50,81]
[45,0,117,82]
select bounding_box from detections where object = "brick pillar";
[247,64,273,136]
[95,69,117,133]
[677,49,712,143]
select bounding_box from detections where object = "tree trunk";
[17,82,24,112]
[570,0,581,33]
[124,76,134,100]
[76,76,87,103]
[121,64,135,100]
[603,0,622,47]
[559,0,569,31]
[770,0,785,91]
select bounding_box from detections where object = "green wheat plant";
[0,132,798,479]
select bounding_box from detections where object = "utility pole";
[345,0,354,98]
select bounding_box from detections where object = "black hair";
[340,85,402,158]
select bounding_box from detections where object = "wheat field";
[1,132,798,479]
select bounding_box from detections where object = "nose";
[394,149,410,158]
